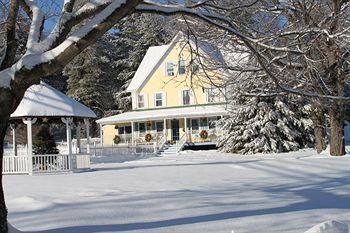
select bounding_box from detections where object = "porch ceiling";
[96,104,228,125]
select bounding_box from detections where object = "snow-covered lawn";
[5,150,350,233]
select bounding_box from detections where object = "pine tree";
[33,125,59,155]
[218,94,314,154]
[64,13,176,117]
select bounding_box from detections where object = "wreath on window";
[114,125,118,129]
[145,133,152,142]
[113,135,121,144]
[200,130,208,139]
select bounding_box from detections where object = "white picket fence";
[3,153,91,175]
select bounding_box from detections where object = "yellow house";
[96,32,228,153]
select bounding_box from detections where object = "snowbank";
[304,220,349,233]
[8,223,22,233]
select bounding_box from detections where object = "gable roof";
[10,82,97,119]
[126,32,225,93]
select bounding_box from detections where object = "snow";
[96,104,228,124]
[10,82,97,119]
[304,220,349,233]
[5,149,350,233]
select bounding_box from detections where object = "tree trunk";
[0,117,8,233]
[313,108,326,154]
[329,101,345,156]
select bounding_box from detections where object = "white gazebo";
[4,82,97,175]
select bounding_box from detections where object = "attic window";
[166,62,175,76]
[179,60,186,75]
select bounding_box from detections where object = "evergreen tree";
[64,13,176,117]
[33,125,59,155]
[218,94,314,154]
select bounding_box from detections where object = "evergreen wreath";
[200,130,208,139]
[145,133,152,142]
[113,135,121,144]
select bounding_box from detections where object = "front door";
[171,119,180,141]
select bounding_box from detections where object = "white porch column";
[23,117,37,175]
[184,117,187,140]
[10,124,18,156]
[163,119,167,138]
[84,119,91,153]
[131,122,134,145]
[76,123,81,154]
[62,117,74,171]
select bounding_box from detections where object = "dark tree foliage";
[33,125,59,155]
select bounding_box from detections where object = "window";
[138,94,145,108]
[125,126,132,134]
[208,117,217,129]
[191,119,199,130]
[154,93,163,107]
[182,90,191,105]
[156,121,164,132]
[179,60,186,75]
[166,62,175,76]
[205,88,221,103]
[119,127,125,134]
[191,61,200,73]
[200,118,208,129]
[139,122,146,133]
[119,126,132,134]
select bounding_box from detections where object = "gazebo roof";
[10,82,97,119]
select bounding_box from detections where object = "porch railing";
[3,156,28,174]
[176,134,187,153]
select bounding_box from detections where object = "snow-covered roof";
[10,82,97,119]
[126,44,171,92]
[96,104,228,125]
[126,32,225,92]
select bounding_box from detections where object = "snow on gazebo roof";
[10,82,97,119]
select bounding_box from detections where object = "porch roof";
[96,104,228,125]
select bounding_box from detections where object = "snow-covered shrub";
[217,95,314,154]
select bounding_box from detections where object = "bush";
[33,125,59,155]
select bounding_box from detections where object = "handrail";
[176,134,187,153]
[155,134,167,153]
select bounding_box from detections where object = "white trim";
[154,91,166,108]
[165,61,175,76]
[137,93,147,109]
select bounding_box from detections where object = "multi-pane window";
[182,90,191,105]
[156,121,164,132]
[191,119,199,130]
[139,122,146,133]
[155,93,163,107]
[179,60,186,75]
[138,94,145,108]
[205,88,222,103]
[166,62,175,76]
[191,61,200,73]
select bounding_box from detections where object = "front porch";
[112,117,223,146]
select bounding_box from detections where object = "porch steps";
[157,144,179,156]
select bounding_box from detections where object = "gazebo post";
[23,117,37,175]
[62,117,74,171]
[76,122,81,154]
[84,119,91,153]
[10,123,18,156]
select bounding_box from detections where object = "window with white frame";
[182,90,191,105]
[138,122,146,133]
[205,88,222,103]
[179,59,186,75]
[138,94,145,108]
[154,92,163,107]
[191,119,199,130]
[155,121,164,132]
[166,62,175,76]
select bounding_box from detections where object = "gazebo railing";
[3,156,28,174]
[2,153,91,174]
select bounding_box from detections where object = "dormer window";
[166,62,175,76]
[179,60,186,75]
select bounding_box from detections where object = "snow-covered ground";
[4,149,350,233]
